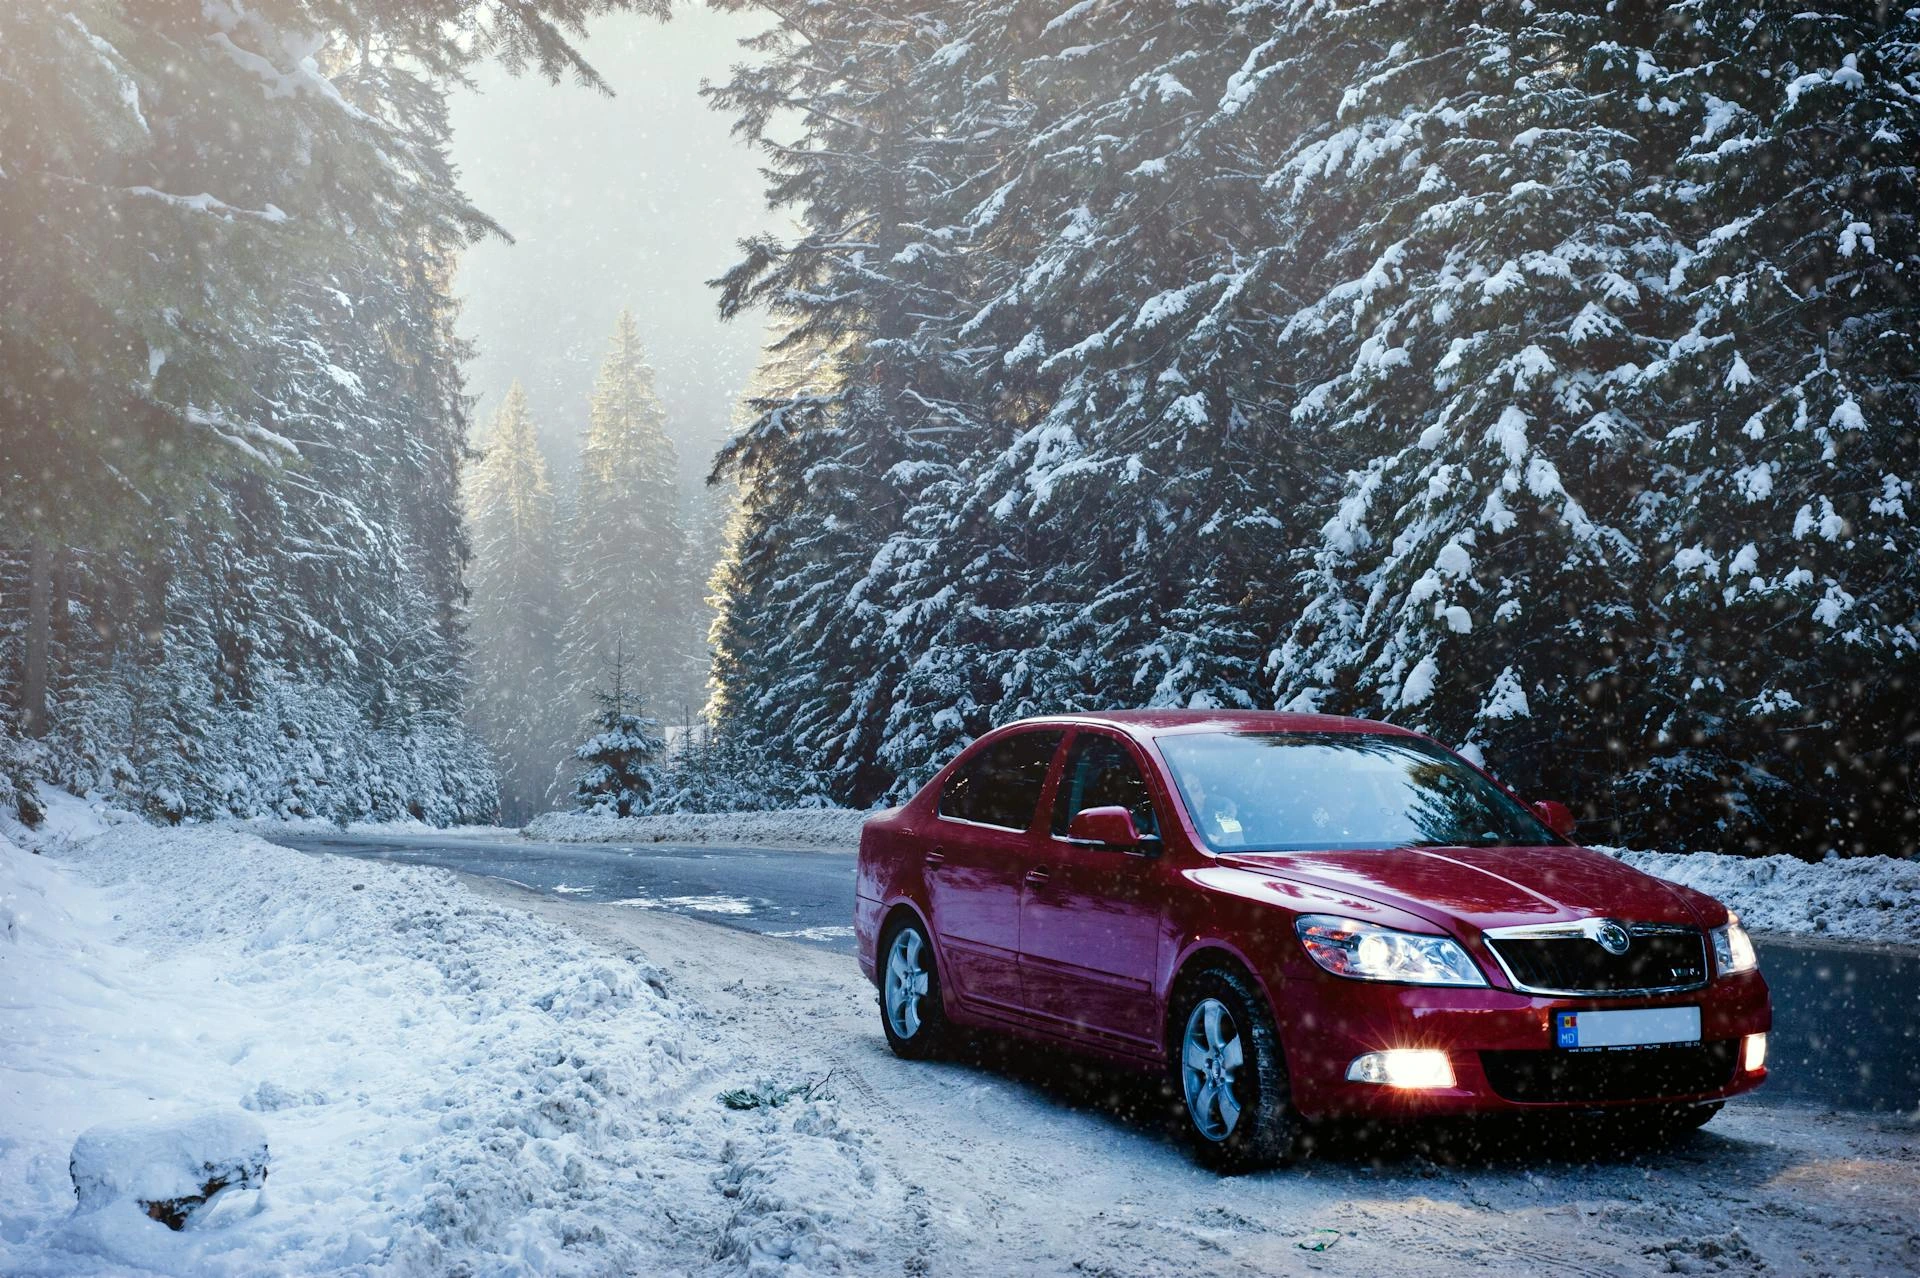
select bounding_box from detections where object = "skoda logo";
[1594,922,1632,956]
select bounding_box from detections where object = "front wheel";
[1169,966,1300,1170]
[879,917,950,1059]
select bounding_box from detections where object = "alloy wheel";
[1181,997,1245,1141]
[885,926,931,1039]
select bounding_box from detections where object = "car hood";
[1214,843,1706,934]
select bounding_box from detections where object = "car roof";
[1003,709,1422,741]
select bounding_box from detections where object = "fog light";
[1743,1032,1767,1073]
[1346,1049,1456,1089]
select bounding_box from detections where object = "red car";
[854,711,1770,1167]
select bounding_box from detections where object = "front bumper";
[1276,968,1771,1119]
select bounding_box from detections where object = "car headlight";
[1295,915,1487,987]
[1710,914,1758,976]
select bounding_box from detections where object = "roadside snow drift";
[1606,848,1920,947]
[524,807,873,850]
[0,821,902,1276]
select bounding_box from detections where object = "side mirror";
[1066,805,1152,852]
[1531,800,1577,839]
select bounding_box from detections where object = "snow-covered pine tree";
[1269,3,1689,831]
[572,647,665,817]
[868,0,1304,797]
[646,723,816,813]
[704,0,1024,804]
[0,0,662,822]
[467,383,572,823]
[698,0,1916,854]
[1626,4,1920,854]
[560,312,697,729]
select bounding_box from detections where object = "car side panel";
[1018,842,1167,1049]
[1019,730,1175,1051]
[925,818,1033,1010]
[854,892,885,986]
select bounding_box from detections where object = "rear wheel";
[1169,966,1300,1170]
[879,917,950,1059]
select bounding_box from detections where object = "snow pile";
[1606,848,1920,947]
[711,1103,898,1273]
[230,813,522,839]
[0,819,903,1275]
[0,783,129,853]
[525,806,875,850]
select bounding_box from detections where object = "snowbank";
[0,817,902,1275]
[1604,848,1920,948]
[524,806,875,850]
[230,814,523,839]
[0,783,130,852]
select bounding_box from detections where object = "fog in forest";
[451,6,776,490]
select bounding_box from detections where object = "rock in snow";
[71,1113,268,1229]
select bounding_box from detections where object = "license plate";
[1553,1006,1701,1050]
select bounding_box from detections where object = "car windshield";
[1157,731,1560,852]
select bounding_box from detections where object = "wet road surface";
[263,829,862,949]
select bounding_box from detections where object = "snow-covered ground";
[0,814,891,1276]
[479,879,1920,1276]
[7,804,1920,1275]
[231,814,525,841]
[523,807,875,850]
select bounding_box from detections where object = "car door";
[925,728,1064,1013]
[1018,728,1168,1050]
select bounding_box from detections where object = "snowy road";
[261,829,1920,1115]
[469,874,1920,1277]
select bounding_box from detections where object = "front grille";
[1481,1040,1738,1104]
[1487,927,1708,994]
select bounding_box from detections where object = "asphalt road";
[264,829,862,948]
[263,828,1919,1114]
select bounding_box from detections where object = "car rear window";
[939,730,1064,830]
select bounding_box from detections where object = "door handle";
[1024,867,1051,887]
[924,848,946,870]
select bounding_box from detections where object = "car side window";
[1050,732,1159,839]
[939,730,1065,830]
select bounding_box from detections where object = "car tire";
[1168,965,1300,1171]
[878,916,950,1060]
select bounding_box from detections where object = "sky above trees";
[448,6,778,493]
